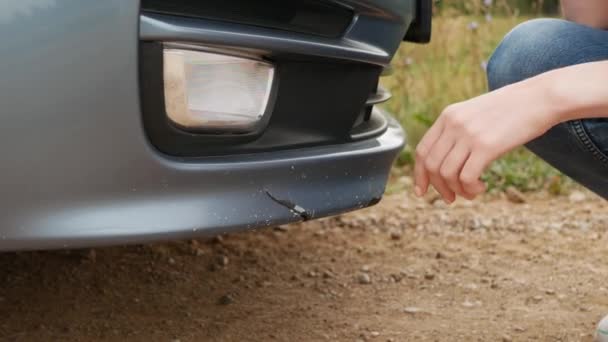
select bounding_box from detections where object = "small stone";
[513,326,526,333]
[217,255,229,266]
[370,331,380,337]
[501,334,512,342]
[217,294,234,305]
[168,257,176,265]
[85,249,96,262]
[505,187,526,204]
[545,289,556,295]
[569,191,587,203]
[274,226,289,232]
[322,270,334,279]
[390,231,402,240]
[530,295,543,304]
[357,273,372,285]
[462,300,481,308]
[390,274,403,283]
[424,272,435,281]
[403,307,423,314]
[435,252,445,259]
[464,283,478,291]
[361,265,371,273]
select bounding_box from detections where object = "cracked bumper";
[0,111,404,251]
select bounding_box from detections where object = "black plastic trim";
[404,0,432,43]
[141,0,354,38]
[366,86,392,106]
[350,109,388,141]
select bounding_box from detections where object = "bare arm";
[561,0,608,29]
[414,60,608,202]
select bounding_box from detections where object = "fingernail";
[414,186,423,197]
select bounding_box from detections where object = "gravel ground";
[0,189,607,341]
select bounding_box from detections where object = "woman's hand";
[413,81,557,203]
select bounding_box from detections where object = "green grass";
[383,14,572,194]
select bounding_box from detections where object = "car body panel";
[0,0,412,250]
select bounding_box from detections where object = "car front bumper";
[0,111,403,251]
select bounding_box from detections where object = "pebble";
[501,334,512,342]
[85,249,97,262]
[424,272,435,281]
[403,307,424,314]
[322,270,334,279]
[462,300,482,308]
[274,226,289,232]
[530,295,543,304]
[569,191,587,203]
[390,231,402,240]
[505,187,526,204]
[357,273,372,285]
[370,331,380,337]
[217,294,234,305]
[464,283,478,291]
[217,255,229,266]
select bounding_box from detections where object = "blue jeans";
[487,19,608,198]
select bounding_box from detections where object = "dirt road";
[0,190,607,341]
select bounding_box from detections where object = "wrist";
[537,62,608,124]
[536,72,574,126]
[508,75,565,132]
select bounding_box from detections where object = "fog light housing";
[163,44,275,134]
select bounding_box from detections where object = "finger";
[414,117,445,196]
[424,133,456,203]
[459,150,490,196]
[430,173,456,203]
[439,141,472,199]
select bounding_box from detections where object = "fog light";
[163,44,275,133]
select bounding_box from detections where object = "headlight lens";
[163,44,275,133]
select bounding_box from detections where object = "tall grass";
[383,11,572,194]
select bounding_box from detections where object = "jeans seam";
[570,120,608,166]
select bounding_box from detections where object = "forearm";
[527,61,608,125]
[562,0,608,29]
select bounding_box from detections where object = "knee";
[487,18,573,90]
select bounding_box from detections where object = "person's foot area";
[596,315,608,341]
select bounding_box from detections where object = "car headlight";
[163,43,275,134]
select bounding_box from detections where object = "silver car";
[0,0,431,250]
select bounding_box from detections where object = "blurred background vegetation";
[385,0,573,195]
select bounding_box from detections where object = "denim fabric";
[487,18,608,198]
